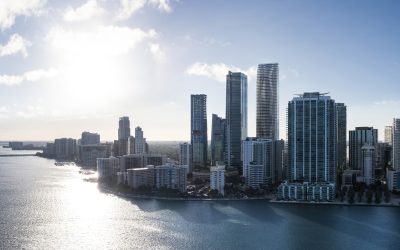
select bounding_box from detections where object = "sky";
[0,0,399,141]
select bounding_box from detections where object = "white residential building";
[210,164,225,195]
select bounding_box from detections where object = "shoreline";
[98,184,400,207]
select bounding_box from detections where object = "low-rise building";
[210,164,225,196]
[127,165,155,189]
[277,182,335,201]
[155,164,187,192]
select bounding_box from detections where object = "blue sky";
[0,0,399,141]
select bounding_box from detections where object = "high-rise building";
[80,145,107,168]
[335,103,347,169]
[256,63,279,140]
[81,131,100,145]
[242,137,283,188]
[349,127,378,170]
[210,164,225,196]
[226,71,247,170]
[384,126,393,145]
[54,138,76,160]
[117,116,131,156]
[360,144,375,185]
[135,127,147,154]
[97,157,120,179]
[128,136,135,155]
[211,114,226,166]
[118,116,131,140]
[287,92,337,183]
[127,166,155,189]
[282,92,336,201]
[179,142,193,173]
[392,118,400,170]
[191,94,208,168]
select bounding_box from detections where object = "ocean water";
[0,148,399,249]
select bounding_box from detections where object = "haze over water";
[0,146,399,249]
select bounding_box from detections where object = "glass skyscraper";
[211,114,226,166]
[256,63,279,140]
[191,94,208,168]
[225,71,247,170]
[287,92,336,184]
[335,103,347,170]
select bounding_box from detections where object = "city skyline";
[1,0,400,141]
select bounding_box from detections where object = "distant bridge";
[0,154,37,157]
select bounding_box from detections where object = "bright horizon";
[1,0,400,141]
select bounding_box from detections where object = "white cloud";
[0,34,31,57]
[47,25,157,56]
[0,68,58,86]
[149,0,172,13]
[0,0,46,30]
[186,62,256,82]
[116,0,172,20]
[149,43,166,62]
[64,0,105,22]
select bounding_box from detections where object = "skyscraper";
[349,127,378,170]
[242,137,283,187]
[117,116,131,156]
[191,94,208,168]
[287,92,336,184]
[256,63,279,140]
[118,117,130,140]
[135,127,147,154]
[392,119,400,170]
[211,114,226,166]
[335,103,347,169]
[385,126,393,145]
[81,131,100,145]
[226,71,247,170]
[278,92,337,201]
[179,142,193,173]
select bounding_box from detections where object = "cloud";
[0,68,58,86]
[149,43,166,62]
[186,62,256,82]
[64,0,105,22]
[149,0,172,13]
[47,25,157,56]
[0,34,31,57]
[116,0,172,20]
[0,0,46,30]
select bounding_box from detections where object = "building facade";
[191,94,208,168]
[211,114,226,166]
[349,127,378,171]
[81,131,100,145]
[279,92,337,201]
[120,154,166,172]
[127,166,155,189]
[336,103,347,170]
[80,145,107,167]
[242,137,284,188]
[135,127,147,154]
[385,126,393,145]
[179,142,193,173]
[256,63,279,140]
[360,144,375,185]
[210,164,225,196]
[392,119,400,170]
[54,138,76,160]
[226,71,247,170]
[97,157,120,179]
[154,164,187,192]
